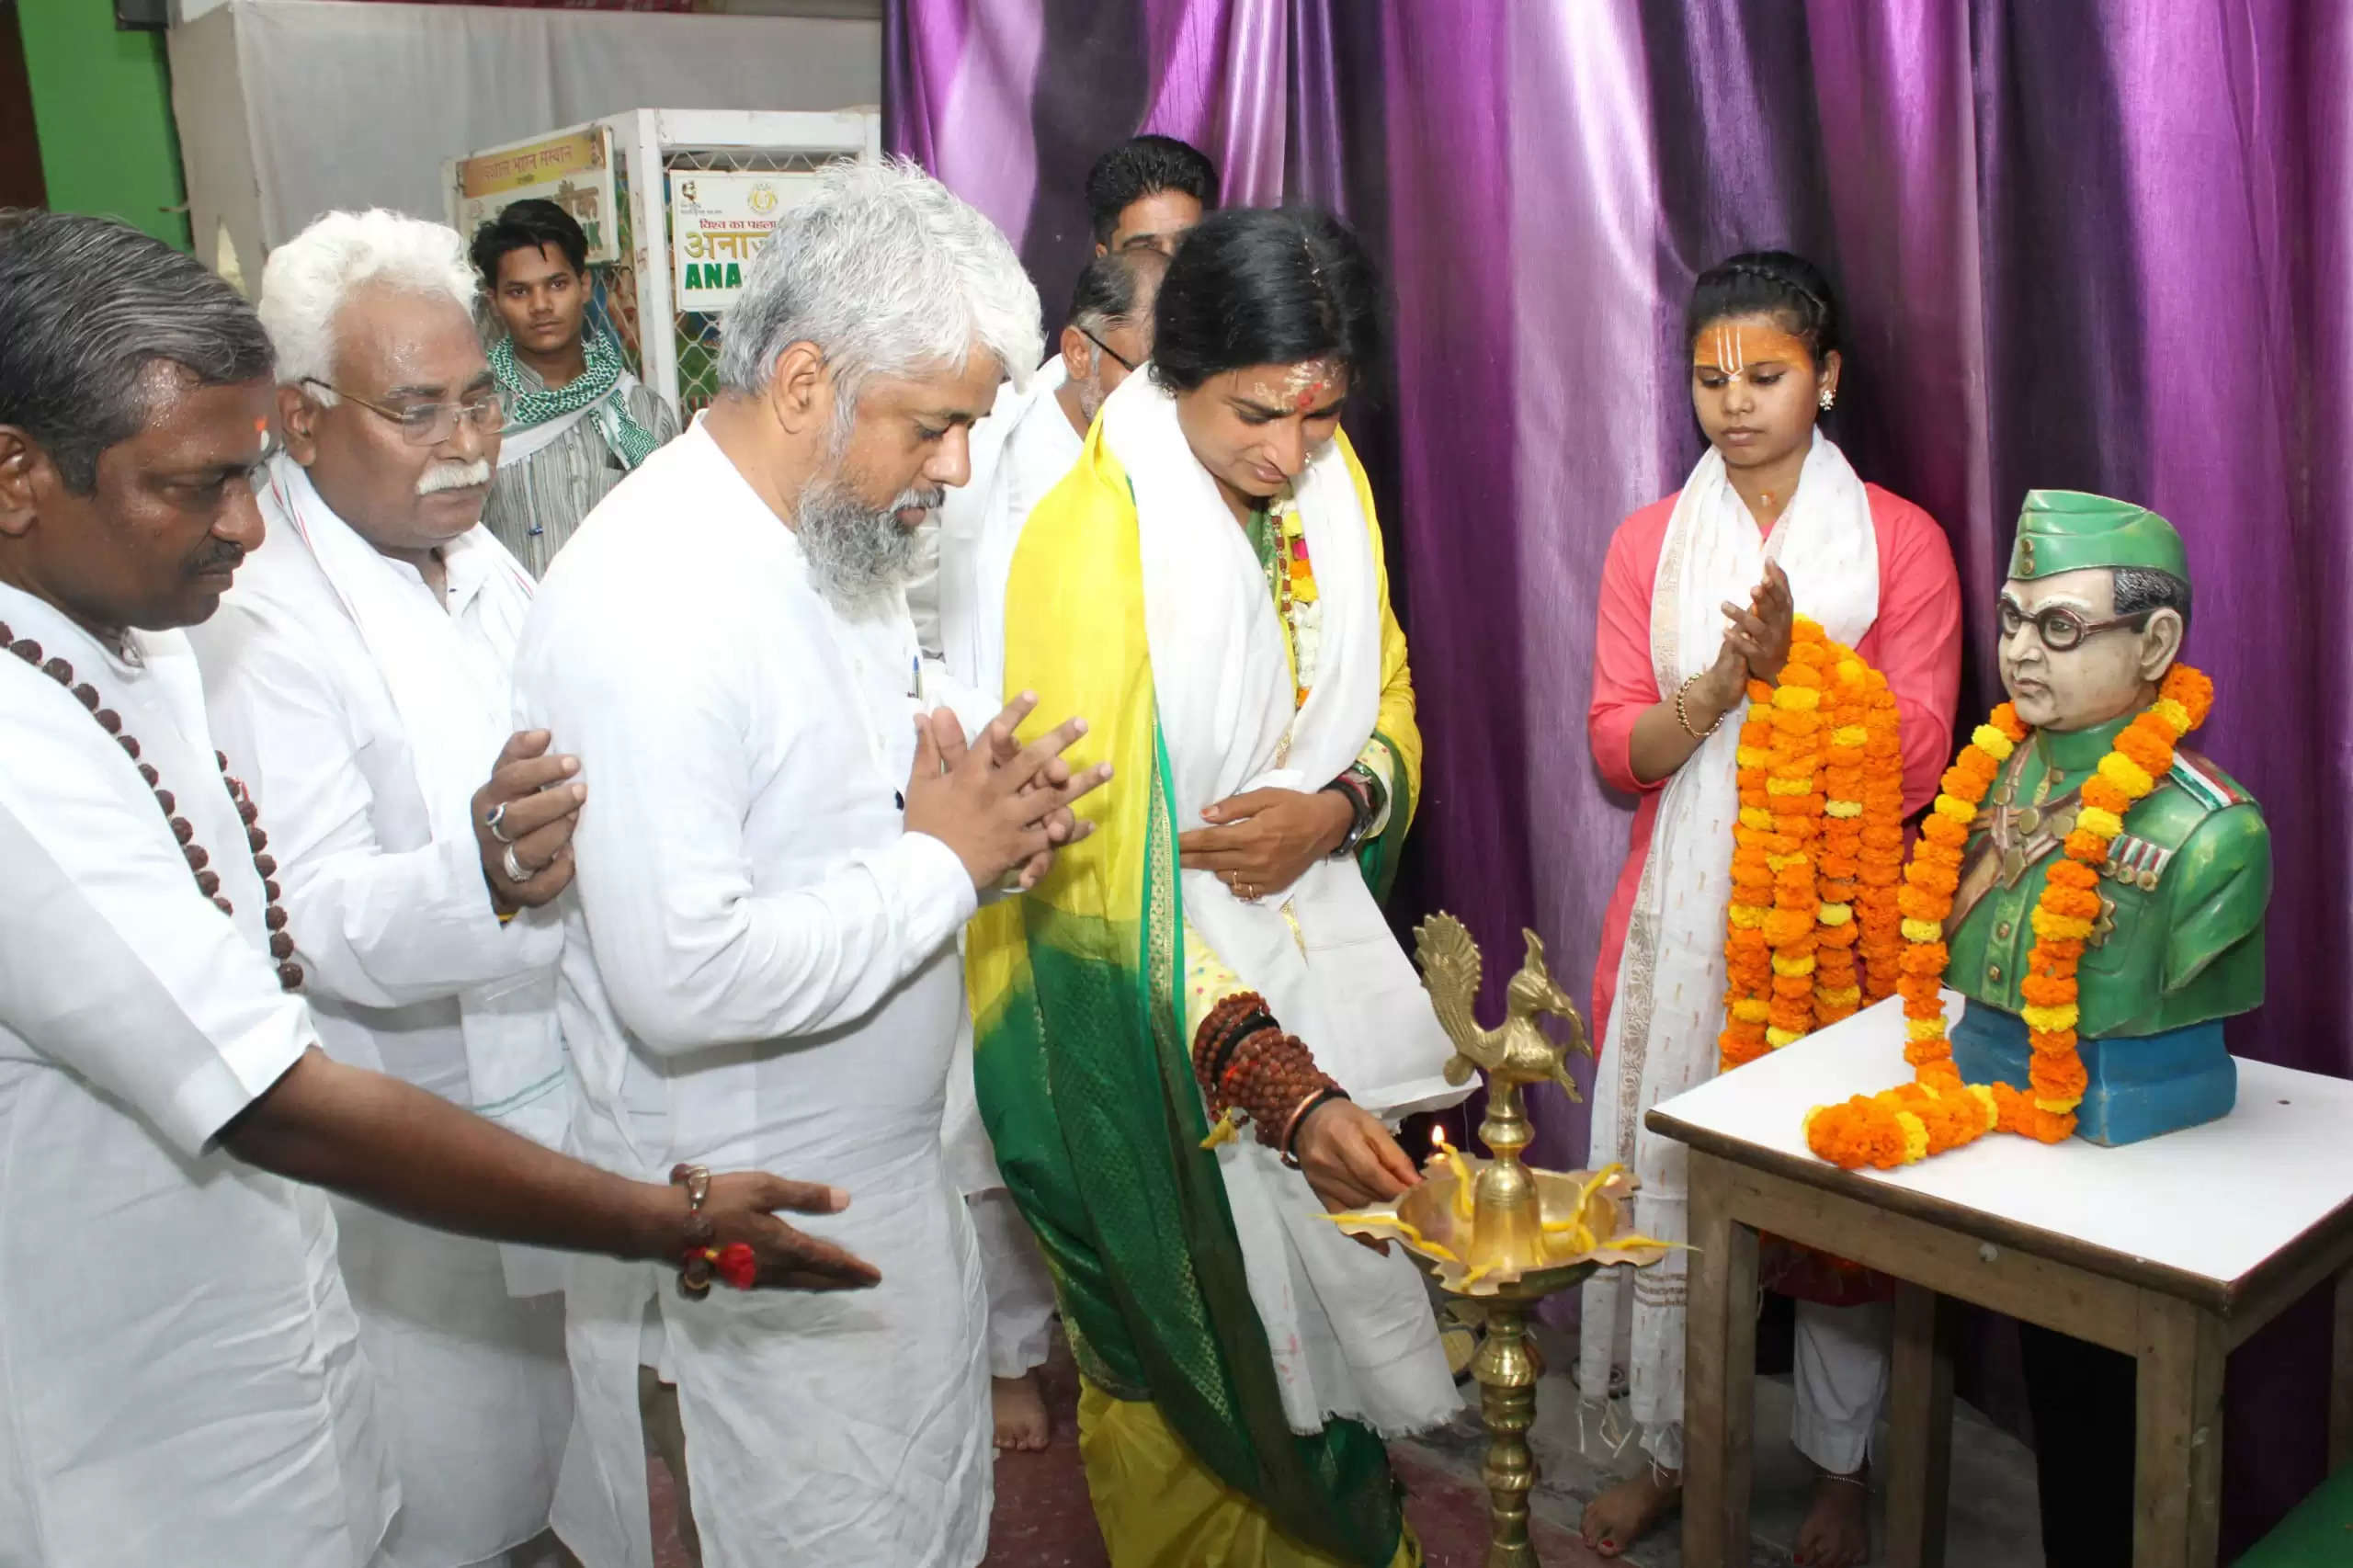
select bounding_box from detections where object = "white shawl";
[1577,431,1878,1452]
[1100,371,1465,1437]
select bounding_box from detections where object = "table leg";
[1883,1282,1952,1568]
[2332,1264,2353,1471]
[1682,1150,1758,1568]
[2132,1292,2224,1568]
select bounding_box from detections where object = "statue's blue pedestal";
[1951,1002,2236,1146]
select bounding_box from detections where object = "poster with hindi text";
[452,126,619,266]
[668,170,822,312]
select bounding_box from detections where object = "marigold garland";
[1801,662,2217,1169]
[1718,619,1909,1073]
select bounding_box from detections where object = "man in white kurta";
[0,571,400,1567]
[189,210,575,1568]
[514,161,1097,1568]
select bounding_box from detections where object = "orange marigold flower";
[1919,815,1970,848]
[2045,860,2100,892]
[2063,830,2112,863]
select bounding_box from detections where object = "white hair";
[258,209,478,400]
[718,157,1042,412]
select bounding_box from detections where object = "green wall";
[17,0,190,249]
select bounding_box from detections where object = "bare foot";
[1793,1466,1870,1567]
[991,1372,1050,1452]
[1580,1466,1680,1559]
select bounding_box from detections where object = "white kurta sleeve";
[198,600,557,1010]
[0,711,313,1155]
[531,610,978,1056]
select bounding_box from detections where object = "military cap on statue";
[2008,489,2190,582]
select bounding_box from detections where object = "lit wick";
[1431,1125,1477,1218]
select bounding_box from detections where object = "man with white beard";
[513,159,1109,1568]
[189,209,577,1568]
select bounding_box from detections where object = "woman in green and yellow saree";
[964,208,1471,1567]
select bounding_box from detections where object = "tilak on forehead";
[1695,322,1813,380]
[1248,358,1343,413]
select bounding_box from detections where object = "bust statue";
[1945,491,2270,1143]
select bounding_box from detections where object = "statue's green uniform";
[1942,491,2270,1144]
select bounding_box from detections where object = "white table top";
[1646,994,2353,1290]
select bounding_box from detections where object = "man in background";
[1085,132,1219,257]
[473,199,677,575]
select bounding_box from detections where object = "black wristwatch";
[1321,763,1385,858]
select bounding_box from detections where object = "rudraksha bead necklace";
[3,619,303,991]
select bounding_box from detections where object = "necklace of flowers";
[1802,661,2216,1168]
[1267,492,1321,707]
[1719,619,1907,1072]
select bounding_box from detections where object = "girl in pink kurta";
[1575,254,1962,1568]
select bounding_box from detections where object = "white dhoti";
[337,1202,573,1568]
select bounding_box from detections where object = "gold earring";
[1818,386,1836,411]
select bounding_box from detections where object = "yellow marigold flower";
[1732,998,1772,1023]
[1771,952,1819,978]
[1932,795,1975,824]
[1966,1084,1999,1130]
[2152,698,2193,735]
[1768,777,1814,796]
[1894,1110,1929,1164]
[1971,723,2017,761]
[1817,903,1855,926]
[1728,904,1767,929]
[1767,852,1806,872]
[1738,806,1775,830]
[2031,910,2095,942]
[1817,985,1862,1008]
[2019,1002,2079,1033]
[2097,752,2155,799]
[1736,747,1771,768]
[1836,659,1866,685]
[2074,806,2124,841]
[1767,1027,1804,1048]
[1902,917,1945,944]
[1905,1017,1948,1042]
[1823,800,1863,818]
[1772,686,1823,712]
[1832,724,1869,747]
[1802,1106,1823,1137]
[2036,1093,2083,1115]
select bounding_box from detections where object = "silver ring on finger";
[484,801,516,845]
[501,844,531,885]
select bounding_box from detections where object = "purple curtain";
[889,1,2353,1549]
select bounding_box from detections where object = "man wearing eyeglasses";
[188,209,585,1568]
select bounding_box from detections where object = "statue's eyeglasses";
[1997,598,2152,653]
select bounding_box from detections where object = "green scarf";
[490,329,662,471]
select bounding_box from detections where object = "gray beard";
[793,475,938,613]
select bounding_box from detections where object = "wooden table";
[1645,994,2353,1568]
